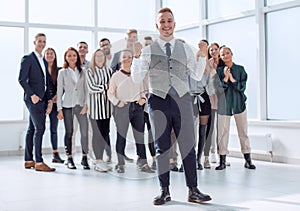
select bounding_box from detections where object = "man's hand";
[31,94,41,104]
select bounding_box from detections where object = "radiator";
[228,133,273,162]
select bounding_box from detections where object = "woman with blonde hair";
[86,49,113,172]
[215,45,256,170]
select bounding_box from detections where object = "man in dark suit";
[18,33,55,172]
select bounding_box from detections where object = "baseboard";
[228,150,300,165]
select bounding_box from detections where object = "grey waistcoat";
[149,40,189,99]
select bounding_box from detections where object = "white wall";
[1,120,300,165]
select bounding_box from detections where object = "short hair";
[35,33,46,40]
[199,39,209,45]
[144,36,152,41]
[100,38,110,43]
[157,7,174,17]
[126,29,137,36]
[77,41,88,47]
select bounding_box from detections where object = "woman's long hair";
[44,48,59,85]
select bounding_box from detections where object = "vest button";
[170,67,172,69]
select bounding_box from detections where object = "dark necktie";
[165,42,171,57]
[165,42,176,95]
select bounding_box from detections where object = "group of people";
[19,7,257,205]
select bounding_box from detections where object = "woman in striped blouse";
[86,49,113,172]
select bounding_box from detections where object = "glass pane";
[29,0,94,26]
[207,0,254,19]
[208,17,258,119]
[29,28,92,66]
[266,7,300,120]
[99,0,156,30]
[162,0,200,27]
[0,27,24,120]
[175,27,202,49]
[0,0,24,22]
[267,0,296,6]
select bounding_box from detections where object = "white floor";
[1,153,300,211]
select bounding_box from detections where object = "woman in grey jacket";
[57,47,89,170]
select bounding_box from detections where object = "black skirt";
[197,91,211,116]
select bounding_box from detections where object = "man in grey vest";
[132,7,212,205]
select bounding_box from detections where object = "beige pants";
[217,110,251,155]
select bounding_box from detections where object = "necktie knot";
[165,42,171,57]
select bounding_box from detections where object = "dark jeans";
[91,117,111,160]
[148,93,197,188]
[24,99,47,163]
[113,102,146,166]
[62,105,89,156]
[48,103,58,150]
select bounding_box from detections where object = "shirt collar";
[34,51,43,59]
[157,37,176,48]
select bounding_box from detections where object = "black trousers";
[144,111,155,157]
[148,93,197,188]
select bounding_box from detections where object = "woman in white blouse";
[57,47,89,170]
[86,49,113,172]
[108,49,154,174]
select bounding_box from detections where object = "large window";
[0,0,24,22]
[0,27,24,121]
[267,0,297,6]
[207,0,254,19]
[266,7,300,120]
[175,27,202,48]
[29,0,94,26]
[208,17,258,119]
[99,0,156,30]
[162,0,200,27]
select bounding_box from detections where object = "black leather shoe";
[124,155,134,162]
[170,162,178,171]
[179,164,184,172]
[52,152,65,164]
[153,187,171,205]
[215,155,226,170]
[81,156,90,170]
[188,187,211,203]
[67,157,76,169]
[197,162,203,170]
[244,153,256,169]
